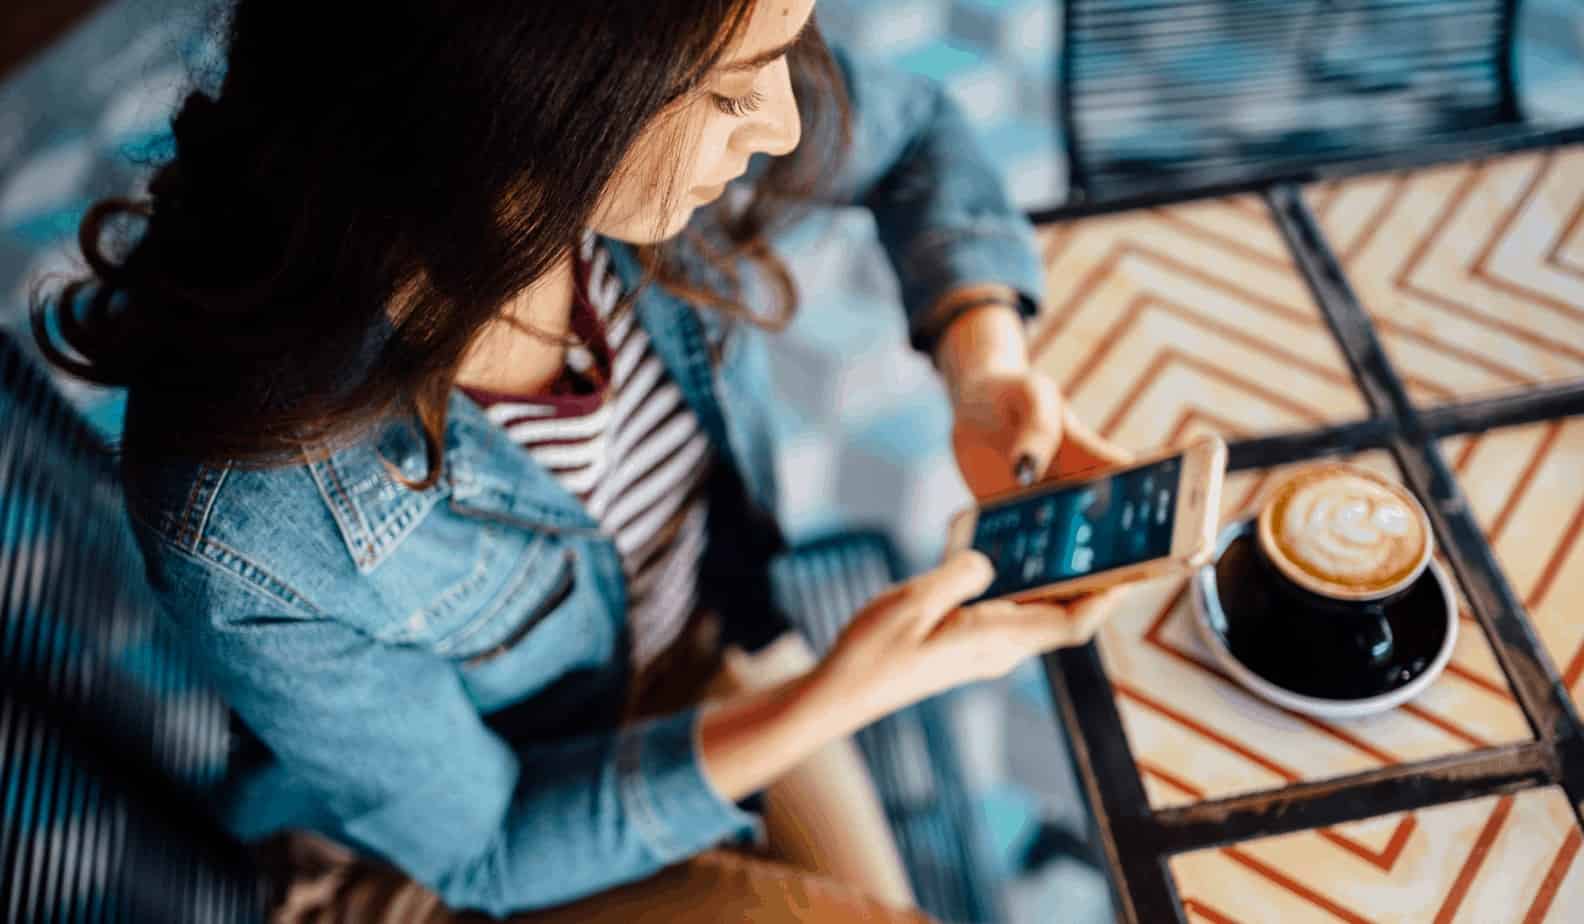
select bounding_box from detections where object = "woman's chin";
[594,203,699,246]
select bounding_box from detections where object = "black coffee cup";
[1253,464,1434,671]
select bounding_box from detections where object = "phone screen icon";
[970,455,1183,599]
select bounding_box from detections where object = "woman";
[34,0,1127,920]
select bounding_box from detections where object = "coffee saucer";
[1191,518,1458,720]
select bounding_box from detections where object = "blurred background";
[3,2,1582,922]
[4,0,1583,566]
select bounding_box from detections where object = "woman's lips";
[692,168,745,202]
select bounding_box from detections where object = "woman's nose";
[746,60,802,157]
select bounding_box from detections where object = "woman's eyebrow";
[718,17,811,73]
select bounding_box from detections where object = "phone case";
[948,435,1227,602]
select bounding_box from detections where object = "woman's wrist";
[801,658,891,739]
[932,290,1031,402]
[697,668,863,802]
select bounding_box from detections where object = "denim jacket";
[123,47,1043,917]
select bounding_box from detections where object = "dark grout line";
[1227,418,1397,472]
[1044,175,1584,921]
[1266,180,1584,832]
[1151,743,1551,853]
[1422,381,1584,439]
[1044,412,1403,924]
[1394,440,1584,794]
[1024,128,1584,226]
[1264,185,1417,424]
[1046,644,1181,924]
[1038,149,1584,924]
[1039,115,1584,924]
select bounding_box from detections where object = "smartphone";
[944,435,1228,603]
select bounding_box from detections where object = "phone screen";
[970,455,1182,600]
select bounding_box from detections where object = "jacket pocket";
[432,544,587,664]
[461,553,577,667]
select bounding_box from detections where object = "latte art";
[1258,464,1432,600]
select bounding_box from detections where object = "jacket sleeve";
[825,44,1046,354]
[151,544,755,917]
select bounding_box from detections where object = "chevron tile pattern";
[1030,159,1584,921]
[1444,419,1584,717]
[1083,450,1530,810]
[1032,196,1371,450]
[1027,200,1533,808]
[1170,787,1584,923]
[1308,147,1584,405]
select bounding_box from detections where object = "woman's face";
[591,0,816,243]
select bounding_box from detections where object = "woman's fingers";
[1007,378,1065,482]
[1063,402,1133,465]
[951,372,1067,498]
[923,602,1064,679]
[929,587,1130,677]
[1050,402,1134,478]
[1068,586,1127,637]
[899,550,995,638]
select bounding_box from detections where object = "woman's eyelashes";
[711,88,766,117]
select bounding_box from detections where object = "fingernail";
[1014,455,1037,486]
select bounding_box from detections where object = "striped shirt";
[458,235,713,671]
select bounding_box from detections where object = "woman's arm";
[697,550,1117,799]
[156,538,1095,917]
[155,547,754,918]
[819,47,1110,490]
[931,296,1030,401]
[706,634,917,908]
[822,46,1046,358]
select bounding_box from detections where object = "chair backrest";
[1061,0,1522,203]
[1,330,265,923]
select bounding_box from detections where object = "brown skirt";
[262,832,930,924]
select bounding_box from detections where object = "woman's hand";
[811,550,1124,734]
[698,550,1124,802]
[698,294,1140,803]
[950,368,1066,499]
[935,297,1135,497]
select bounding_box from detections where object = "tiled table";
[1034,148,1584,922]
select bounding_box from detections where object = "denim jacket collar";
[312,239,733,570]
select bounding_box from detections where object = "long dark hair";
[31,1,849,490]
